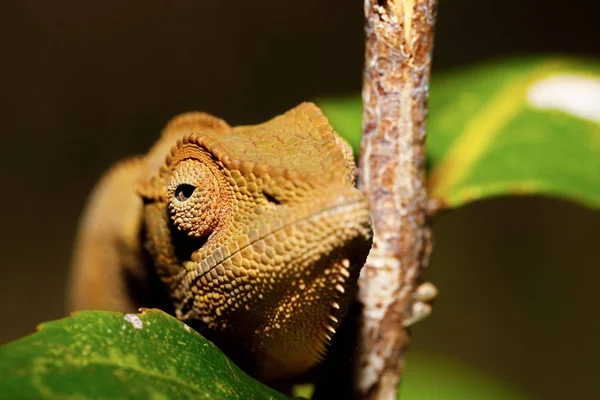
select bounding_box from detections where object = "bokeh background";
[1,1,598,399]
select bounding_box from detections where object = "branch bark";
[356,1,438,399]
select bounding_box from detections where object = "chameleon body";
[69,103,373,382]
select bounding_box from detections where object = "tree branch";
[356,1,437,399]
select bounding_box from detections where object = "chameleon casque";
[69,102,373,384]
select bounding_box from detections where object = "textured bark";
[356,1,437,399]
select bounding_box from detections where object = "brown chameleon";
[69,102,373,383]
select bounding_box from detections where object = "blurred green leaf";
[0,309,287,400]
[319,57,600,209]
[399,352,532,400]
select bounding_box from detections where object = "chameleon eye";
[175,184,196,202]
[167,159,220,238]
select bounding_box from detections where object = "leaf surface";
[0,309,287,400]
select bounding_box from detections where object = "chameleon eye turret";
[167,158,221,238]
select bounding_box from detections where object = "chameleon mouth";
[174,195,371,321]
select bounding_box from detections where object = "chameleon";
[69,102,373,383]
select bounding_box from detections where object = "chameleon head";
[139,103,373,381]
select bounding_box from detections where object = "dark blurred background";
[0,1,598,399]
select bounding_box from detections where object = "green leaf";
[399,352,531,400]
[0,309,288,400]
[319,57,600,209]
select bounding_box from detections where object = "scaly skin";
[69,103,373,383]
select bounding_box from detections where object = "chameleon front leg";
[68,158,164,313]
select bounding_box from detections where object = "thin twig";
[356,1,437,399]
